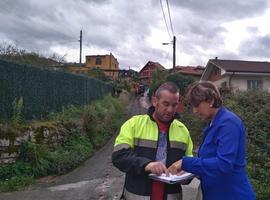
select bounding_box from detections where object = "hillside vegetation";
[0,94,129,192]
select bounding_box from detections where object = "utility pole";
[79,30,82,67]
[173,35,176,73]
[162,36,176,73]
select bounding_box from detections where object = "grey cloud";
[214,52,240,61]
[0,0,269,70]
[188,23,226,40]
[0,1,91,51]
[170,0,269,20]
[171,7,227,56]
[82,0,110,4]
[239,35,270,58]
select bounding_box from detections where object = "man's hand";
[168,160,182,174]
[145,161,169,176]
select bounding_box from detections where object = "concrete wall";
[214,74,270,92]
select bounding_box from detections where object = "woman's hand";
[168,160,182,174]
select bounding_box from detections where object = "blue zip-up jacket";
[182,106,255,200]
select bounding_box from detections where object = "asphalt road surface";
[0,95,199,200]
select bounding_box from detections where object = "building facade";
[139,61,166,85]
[201,58,270,92]
[85,53,119,80]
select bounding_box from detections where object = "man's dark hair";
[155,82,179,99]
[187,81,222,108]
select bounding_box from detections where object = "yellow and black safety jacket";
[112,107,193,199]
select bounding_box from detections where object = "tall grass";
[0,94,129,192]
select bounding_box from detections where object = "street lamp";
[162,35,176,73]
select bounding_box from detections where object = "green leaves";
[224,91,270,200]
[0,94,127,192]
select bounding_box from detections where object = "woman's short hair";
[187,81,222,108]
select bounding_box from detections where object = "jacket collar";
[208,106,226,127]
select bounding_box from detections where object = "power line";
[166,0,174,36]
[160,0,172,40]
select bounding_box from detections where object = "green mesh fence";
[0,59,112,120]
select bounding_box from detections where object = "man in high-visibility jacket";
[112,82,193,200]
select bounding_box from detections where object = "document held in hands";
[149,172,195,184]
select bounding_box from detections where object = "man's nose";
[167,105,175,113]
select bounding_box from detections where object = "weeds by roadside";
[0,94,130,192]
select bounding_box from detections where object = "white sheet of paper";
[149,172,195,184]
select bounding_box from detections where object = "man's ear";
[152,95,158,106]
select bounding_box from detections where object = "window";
[247,80,263,90]
[96,57,102,65]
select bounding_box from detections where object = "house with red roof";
[172,65,204,80]
[139,61,167,85]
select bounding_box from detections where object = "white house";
[201,58,270,92]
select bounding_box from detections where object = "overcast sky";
[1,0,270,70]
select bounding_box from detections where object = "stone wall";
[0,121,79,165]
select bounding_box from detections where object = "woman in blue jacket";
[168,81,255,200]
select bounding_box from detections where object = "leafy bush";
[147,71,195,101]
[18,141,50,176]
[224,91,270,199]
[166,73,195,96]
[0,176,34,192]
[0,94,128,192]
[0,162,32,180]
[46,134,93,174]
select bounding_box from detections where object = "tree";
[87,68,107,80]
[0,42,66,67]
[49,53,67,63]
[148,70,195,101]
[166,73,195,96]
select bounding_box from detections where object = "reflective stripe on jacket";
[112,109,193,198]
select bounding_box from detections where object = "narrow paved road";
[0,96,147,200]
[0,95,199,200]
